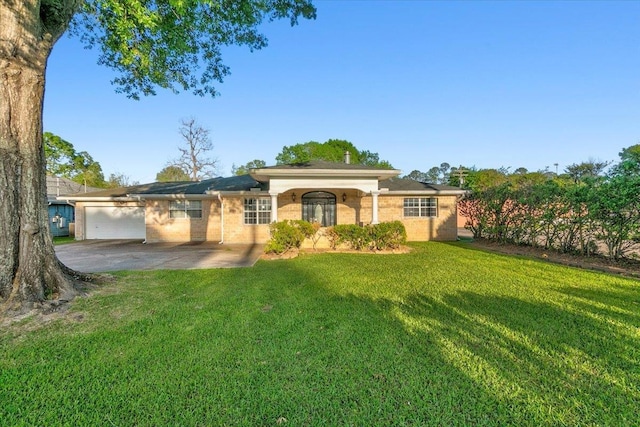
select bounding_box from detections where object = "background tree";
[169,118,218,181]
[70,151,107,188]
[317,139,358,162]
[404,170,429,182]
[106,172,139,188]
[156,165,190,182]
[44,132,76,177]
[44,132,107,188]
[513,167,529,175]
[0,0,316,313]
[276,141,320,164]
[438,162,451,184]
[232,159,266,176]
[464,168,510,191]
[275,139,393,168]
[359,150,393,168]
[404,163,453,184]
[564,159,609,183]
[610,143,640,177]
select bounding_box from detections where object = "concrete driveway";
[55,240,264,273]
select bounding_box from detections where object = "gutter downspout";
[217,193,224,244]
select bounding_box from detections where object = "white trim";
[382,190,467,196]
[205,190,268,196]
[217,194,224,244]
[371,191,380,224]
[129,194,219,200]
[268,177,380,194]
[57,196,138,202]
[270,193,279,222]
[250,167,399,182]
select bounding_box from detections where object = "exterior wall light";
[292,193,296,202]
[342,193,347,202]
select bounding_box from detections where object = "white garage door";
[85,206,146,239]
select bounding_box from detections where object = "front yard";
[1,242,638,425]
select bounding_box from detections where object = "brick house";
[60,161,466,243]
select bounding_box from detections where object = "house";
[58,161,466,243]
[46,176,101,237]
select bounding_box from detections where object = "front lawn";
[1,242,638,425]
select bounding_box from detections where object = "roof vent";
[344,151,351,164]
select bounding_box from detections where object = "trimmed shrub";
[324,227,341,250]
[329,221,407,251]
[265,220,316,254]
[332,224,369,250]
[370,221,407,250]
[267,220,407,254]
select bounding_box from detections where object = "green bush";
[265,220,316,254]
[370,221,407,250]
[329,221,407,251]
[332,224,369,250]
[267,220,407,253]
[324,227,341,250]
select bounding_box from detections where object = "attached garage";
[84,206,146,239]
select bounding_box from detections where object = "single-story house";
[59,161,466,243]
[46,175,101,237]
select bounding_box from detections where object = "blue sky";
[44,1,640,183]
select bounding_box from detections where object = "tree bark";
[1,0,85,314]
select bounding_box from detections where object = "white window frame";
[403,197,437,218]
[244,197,272,225]
[169,200,203,219]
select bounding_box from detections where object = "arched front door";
[302,191,336,227]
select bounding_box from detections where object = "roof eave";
[56,196,138,202]
[128,193,220,200]
[383,190,468,196]
[250,168,400,182]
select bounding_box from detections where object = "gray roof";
[46,176,102,198]
[63,175,266,198]
[381,177,466,193]
[59,168,464,199]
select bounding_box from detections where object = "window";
[170,200,202,219]
[244,197,271,224]
[404,197,437,217]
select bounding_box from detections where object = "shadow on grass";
[277,247,640,425]
[2,249,639,426]
[384,290,639,422]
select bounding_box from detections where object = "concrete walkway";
[55,240,264,273]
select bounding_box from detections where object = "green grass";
[52,236,76,245]
[1,242,639,426]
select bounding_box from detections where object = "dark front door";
[302,191,336,226]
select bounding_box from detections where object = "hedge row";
[265,220,407,254]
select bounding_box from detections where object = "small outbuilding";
[46,176,101,237]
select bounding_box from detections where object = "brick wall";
[221,197,271,244]
[77,192,459,243]
[145,199,222,243]
[376,195,458,241]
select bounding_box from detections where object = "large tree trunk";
[1,0,85,314]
